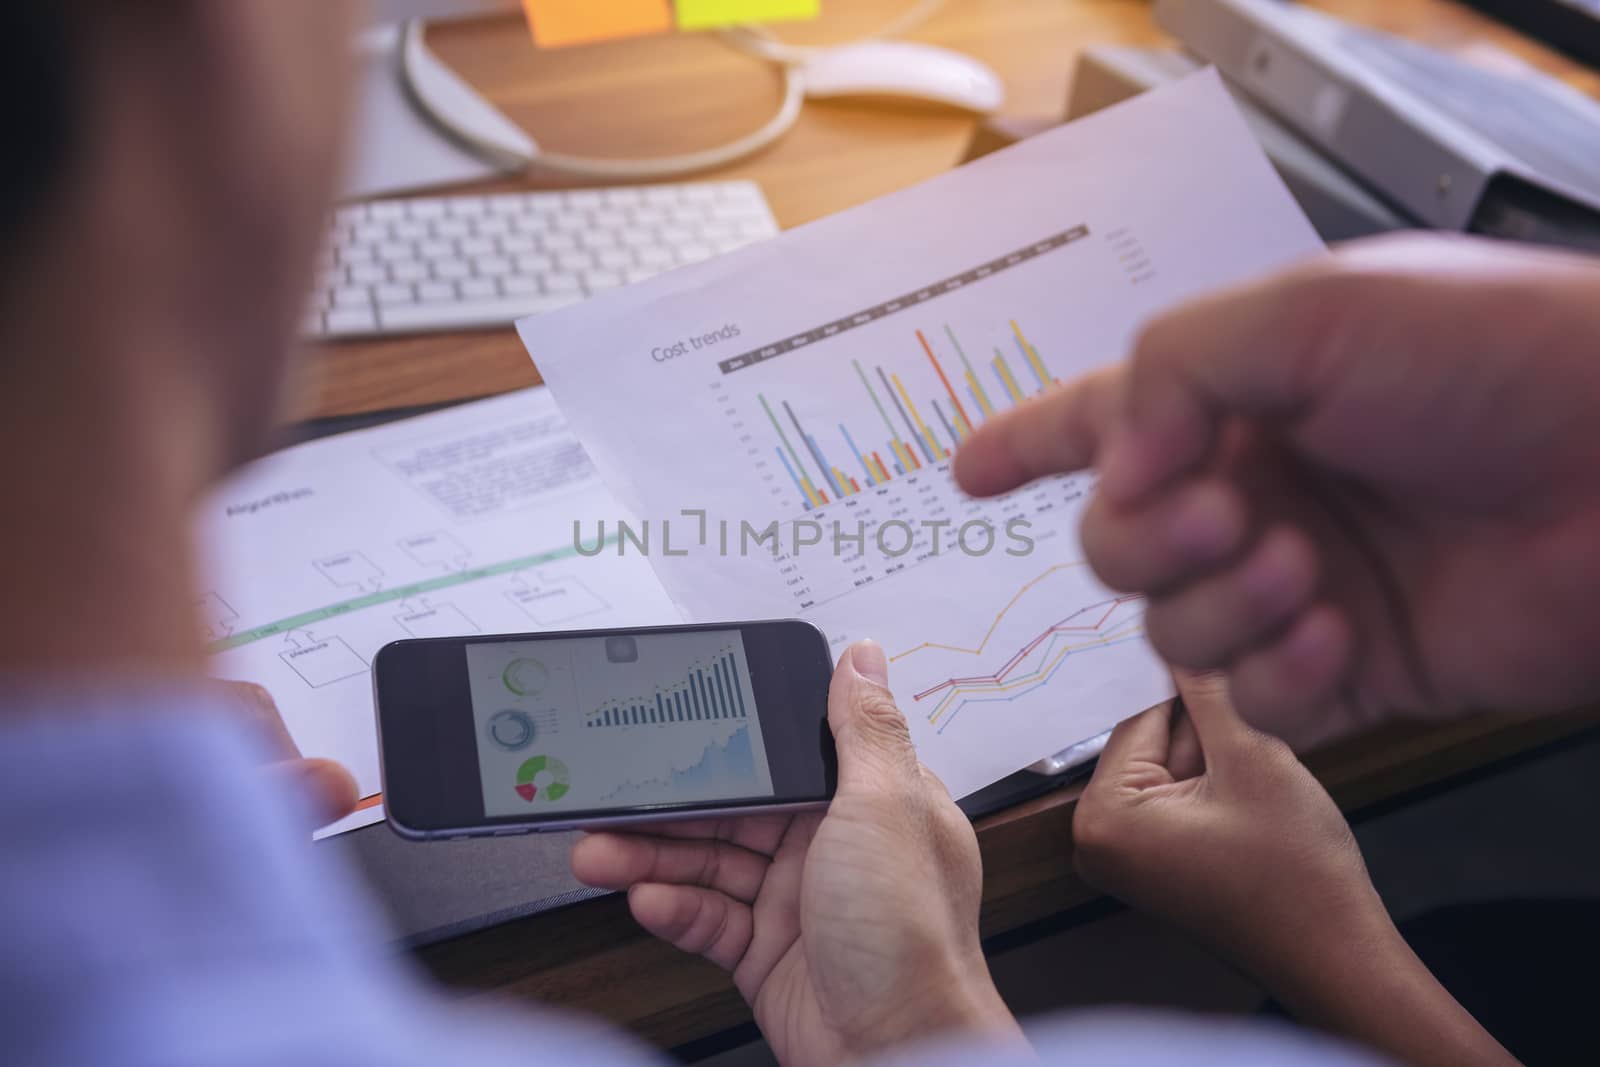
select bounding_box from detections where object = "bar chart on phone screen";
[521,74,1327,796]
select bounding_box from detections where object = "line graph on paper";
[890,563,1154,735]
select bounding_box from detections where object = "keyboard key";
[596,248,633,269]
[499,233,538,254]
[326,307,378,334]
[348,263,386,285]
[369,201,405,222]
[543,232,578,252]
[407,198,446,219]
[617,227,658,248]
[434,218,469,239]
[718,182,766,207]
[375,283,416,306]
[540,272,582,293]
[418,281,456,303]
[445,196,486,217]
[460,277,497,300]
[459,235,495,257]
[418,239,454,261]
[473,254,512,277]
[583,269,623,291]
[331,285,371,309]
[432,259,470,281]
[677,243,714,264]
[555,250,595,271]
[636,246,674,267]
[472,214,510,237]
[376,295,579,332]
[389,260,429,283]
[514,252,556,274]
[502,274,541,295]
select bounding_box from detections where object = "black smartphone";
[374,619,837,839]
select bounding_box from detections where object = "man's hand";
[571,641,1022,1067]
[222,681,359,828]
[1073,671,1518,1067]
[955,235,1600,744]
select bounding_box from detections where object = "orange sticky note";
[674,0,821,31]
[522,0,673,48]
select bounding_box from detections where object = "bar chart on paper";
[544,222,1171,796]
[671,220,1174,794]
[521,74,1328,797]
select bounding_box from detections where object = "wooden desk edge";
[418,704,1600,1049]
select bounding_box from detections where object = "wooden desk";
[305,0,1600,1049]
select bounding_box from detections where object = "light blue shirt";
[0,687,1391,1067]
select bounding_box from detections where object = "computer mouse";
[799,41,1005,115]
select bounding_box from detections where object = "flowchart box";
[280,637,368,688]
[395,603,480,638]
[506,579,606,626]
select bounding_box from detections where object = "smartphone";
[374,620,837,839]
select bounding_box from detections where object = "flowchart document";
[516,71,1326,798]
[197,388,678,836]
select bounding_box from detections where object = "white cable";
[532,65,805,179]
[718,0,949,65]
[399,18,804,181]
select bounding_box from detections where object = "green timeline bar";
[206,537,616,653]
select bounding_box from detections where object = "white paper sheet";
[197,389,679,836]
[515,72,1325,799]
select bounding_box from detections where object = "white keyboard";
[307,180,779,339]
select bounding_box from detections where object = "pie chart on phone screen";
[515,755,570,802]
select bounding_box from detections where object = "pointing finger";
[953,367,1123,498]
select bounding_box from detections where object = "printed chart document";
[516,72,1326,798]
[197,389,678,836]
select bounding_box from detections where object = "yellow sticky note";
[674,0,821,31]
[522,0,673,48]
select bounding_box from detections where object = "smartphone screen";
[376,620,836,837]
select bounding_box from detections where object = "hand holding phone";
[375,620,836,838]
[571,642,1024,1067]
